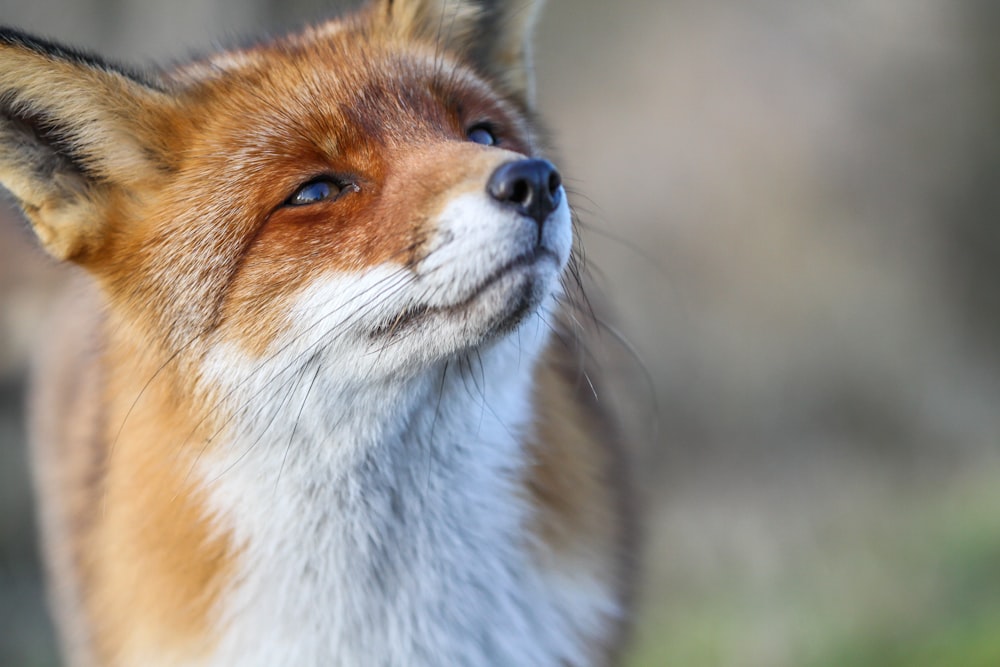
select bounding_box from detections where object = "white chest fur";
[193,284,615,667]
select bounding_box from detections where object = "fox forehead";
[169,29,531,167]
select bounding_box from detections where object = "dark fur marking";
[0,26,164,92]
[0,92,94,183]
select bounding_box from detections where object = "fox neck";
[191,306,580,666]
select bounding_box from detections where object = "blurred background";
[2,0,1000,665]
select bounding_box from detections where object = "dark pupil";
[468,127,495,146]
[292,181,333,205]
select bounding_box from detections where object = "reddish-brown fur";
[32,282,237,664]
[4,2,636,664]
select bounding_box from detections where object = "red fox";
[0,0,635,664]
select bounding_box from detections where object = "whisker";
[198,360,307,488]
[274,354,324,494]
[176,262,418,474]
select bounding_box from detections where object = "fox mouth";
[371,247,558,338]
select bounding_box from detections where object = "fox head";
[0,0,571,378]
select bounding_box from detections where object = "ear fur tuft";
[0,28,173,261]
[377,0,545,108]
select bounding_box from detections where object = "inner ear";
[0,28,174,261]
[3,100,92,183]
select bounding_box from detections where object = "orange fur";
[87,330,234,664]
[4,1,636,664]
[32,281,236,665]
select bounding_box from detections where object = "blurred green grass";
[627,464,1000,667]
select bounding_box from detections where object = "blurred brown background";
[3,1,1000,665]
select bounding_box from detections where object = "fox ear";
[0,29,172,261]
[377,0,545,108]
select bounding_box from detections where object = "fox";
[0,0,635,665]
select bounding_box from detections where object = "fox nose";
[487,159,563,229]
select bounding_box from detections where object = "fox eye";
[467,125,497,147]
[286,178,350,206]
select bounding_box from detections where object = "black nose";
[487,159,563,229]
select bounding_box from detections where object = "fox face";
[173,36,574,397]
[1,2,569,375]
[1,2,635,666]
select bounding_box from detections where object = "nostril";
[547,170,562,197]
[510,179,531,206]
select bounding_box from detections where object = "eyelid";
[284,176,357,207]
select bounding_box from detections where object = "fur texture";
[3,1,636,665]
